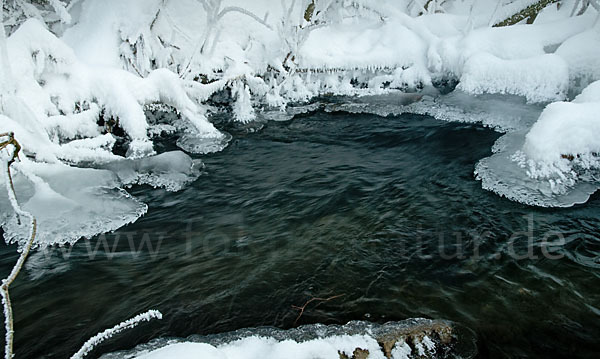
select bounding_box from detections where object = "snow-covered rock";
[475,81,600,207]
[101,319,474,359]
[523,80,600,181]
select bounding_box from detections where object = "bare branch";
[292,294,344,326]
[217,6,273,30]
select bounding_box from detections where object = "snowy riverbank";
[1,0,599,247]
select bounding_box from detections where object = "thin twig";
[292,294,344,326]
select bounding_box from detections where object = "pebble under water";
[1,110,600,358]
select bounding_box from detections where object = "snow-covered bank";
[525,80,600,166]
[101,319,477,359]
[1,0,599,244]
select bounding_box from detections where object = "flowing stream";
[1,110,599,358]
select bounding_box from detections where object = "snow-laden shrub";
[5,18,225,161]
[118,1,176,77]
[2,0,71,34]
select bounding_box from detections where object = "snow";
[2,2,600,357]
[391,341,412,359]
[521,80,600,181]
[0,13,228,245]
[555,28,600,93]
[102,319,457,359]
[458,53,569,103]
[231,80,257,123]
[299,19,428,73]
[572,79,600,102]
[134,335,386,359]
[525,102,600,164]
[5,18,225,162]
[62,0,161,68]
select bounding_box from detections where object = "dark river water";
[1,110,600,358]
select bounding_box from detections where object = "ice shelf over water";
[102,151,203,192]
[0,160,147,247]
[0,150,202,247]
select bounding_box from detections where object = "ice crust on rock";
[176,130,233,155]
[316,91,543,133]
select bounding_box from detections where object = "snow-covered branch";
[492,0,560,27]
[2,0,70,33]
[218,6,272,30]
[70,310,163,359]
[0,133,37,359]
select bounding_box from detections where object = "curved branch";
[217,6,273,30]
[70,310,163,359]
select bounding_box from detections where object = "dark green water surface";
[2,111,599,358]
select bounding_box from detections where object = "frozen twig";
[70,310,163,359]
[47,0,71,24]
[180,0,272,78]
[218,6,272,30]
[0,133,36,359]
